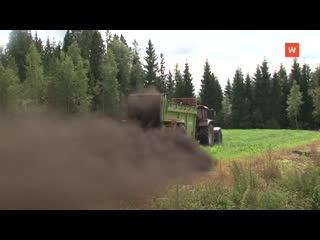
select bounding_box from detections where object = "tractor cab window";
[197,107,207,119]
[207,109,215,119]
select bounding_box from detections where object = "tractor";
[127,92,222,146]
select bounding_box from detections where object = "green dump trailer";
[128,93,198,138]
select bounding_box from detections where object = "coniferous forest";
[1,30,320,129]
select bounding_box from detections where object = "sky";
[1,30,320,94]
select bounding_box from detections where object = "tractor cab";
[197,105,216,121]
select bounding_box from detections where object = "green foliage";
[0,64,22,111]
[182,62,195,98]
[7,30,33,82]
[309,87,320,125]
[24,43,47,107]
[100,49,120,117]
[269,71,282,128]
[231,68,244,128]
[174,64,184,98]
[108,36,131,96]
[156,53,166,93]
[287,80,303,129]
[166,70,175,100]
[129,40,144,93]
[49,51,89,113]
[279,63,289,128]
[144,39,158,88]
[219,96,232,128]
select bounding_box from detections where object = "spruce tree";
[182,62,195,98]
[144,40,158,88]
[278,63,289,128]
[199,60,212,106]
[129,40,144,93]
[174,64,183,98]
[231,68,245,128]
[269,71,282,128]
[166,70,175,100]
[157,53,167,93]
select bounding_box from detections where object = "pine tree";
[43,38,55,76]
[108,35,131,96]
[231,68,245,128]
[166,70,175,100]
[144,40,158,87]
[269,71,282,128]
[174,64,183,98]
[287,80,303,129]
[33,31,44,57]
[310,87,320,127]
[224,78,232,100]
[156,53,166,93]
[198,60,222,111]
[220,95,232,128]
[88,30,106,110]
[242,74,253,128]
[24,43,47,108]
[278,63,289,128]
[62,30,75,52]
[120,34,128,47]
[7,30,33,82]
[0,64,21,111]
[100,49,120,117]
[77,30,94,60]
[129,40,144,93]
[199,60,212,106]
[67,42,91,112]
[213,76,223,113]
[300,63,313,128]
[289,58,301,90]
[253,64,264,128]
[260,58,272,124]
[182,62,195,98]
[311,66,320,89]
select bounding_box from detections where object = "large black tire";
[199,124,214,146]
[214,128,223,144]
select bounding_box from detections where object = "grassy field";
[147,129,320,210]
[202,129,320,160]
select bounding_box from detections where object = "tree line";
[0,30,320,129]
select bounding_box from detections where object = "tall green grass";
[149,137,320,210]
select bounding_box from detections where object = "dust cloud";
[0,111,213,209]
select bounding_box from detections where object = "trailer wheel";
[199,124,214,146]
[214,128,223,144]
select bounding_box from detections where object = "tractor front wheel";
[214,128,223,144]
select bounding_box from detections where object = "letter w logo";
[285,43,299,57]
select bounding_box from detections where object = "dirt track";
[0,111,213,209]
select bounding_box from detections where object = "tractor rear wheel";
[199,124,214,146]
